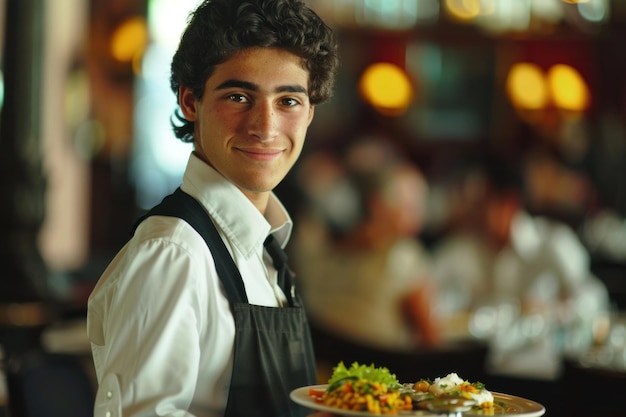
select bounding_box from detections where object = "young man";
[87,1,339,416]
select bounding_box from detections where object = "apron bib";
[136,188,318,417]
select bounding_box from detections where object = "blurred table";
[561,357,626,417]
[40,319,90,355]
[40,318,96,392]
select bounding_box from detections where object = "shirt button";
[107,391,113,399]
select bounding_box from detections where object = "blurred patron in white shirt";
[293,139,441,354]
[432,153,609,380]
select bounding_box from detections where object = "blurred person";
[523,145,597,227]
[86,1,339,416]
[431,154,609,380]
[293,140,441,359]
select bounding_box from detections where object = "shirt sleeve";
[89,235,208,417]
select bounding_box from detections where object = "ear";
[179,86,199,121]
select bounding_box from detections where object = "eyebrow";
[215,79,308,95]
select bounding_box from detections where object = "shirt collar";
[180,153,293,258]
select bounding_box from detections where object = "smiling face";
[179,47,315,212]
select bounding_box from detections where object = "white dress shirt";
[87,153,292,417]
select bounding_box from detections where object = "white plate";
[290,384,545,417]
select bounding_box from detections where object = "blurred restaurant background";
[2,0,626,416]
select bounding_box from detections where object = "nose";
[247,101,278,141]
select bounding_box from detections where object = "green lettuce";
[327,361,400,391]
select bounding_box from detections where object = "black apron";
[133,188,318,417]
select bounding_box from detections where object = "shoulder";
[134,214,208,251]
[526,214,586,253]
[88,213,224,340]
[90,215,218,304]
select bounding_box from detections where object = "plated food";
[307,362,412,414]
[411,372,494,412]
[297,361,544,416]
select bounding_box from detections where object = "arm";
[403,280,441,347]
[89,236,207,416]
[389,239,442,347]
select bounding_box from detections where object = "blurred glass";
[469,297,520,340]
[579,312,626,371]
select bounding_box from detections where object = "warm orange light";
[506,63,549,110]
[110,16,149,63]
[547,64,590,111]
[445,0,481,21]
[359,62,414,116]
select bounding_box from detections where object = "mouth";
[235,147,284,161]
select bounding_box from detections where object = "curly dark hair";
[169,0,339,142]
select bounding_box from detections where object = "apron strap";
[132,187,248,303]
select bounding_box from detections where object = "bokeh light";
[547,64,590,111]
[506,63,549,110]
[359,62,414,116]
[0,70,4,110]
[110,16,149,64]
[578,0,609,23]
[445,0,481,21]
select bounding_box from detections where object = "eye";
[227,93,249,103]
[281,97,300,107]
